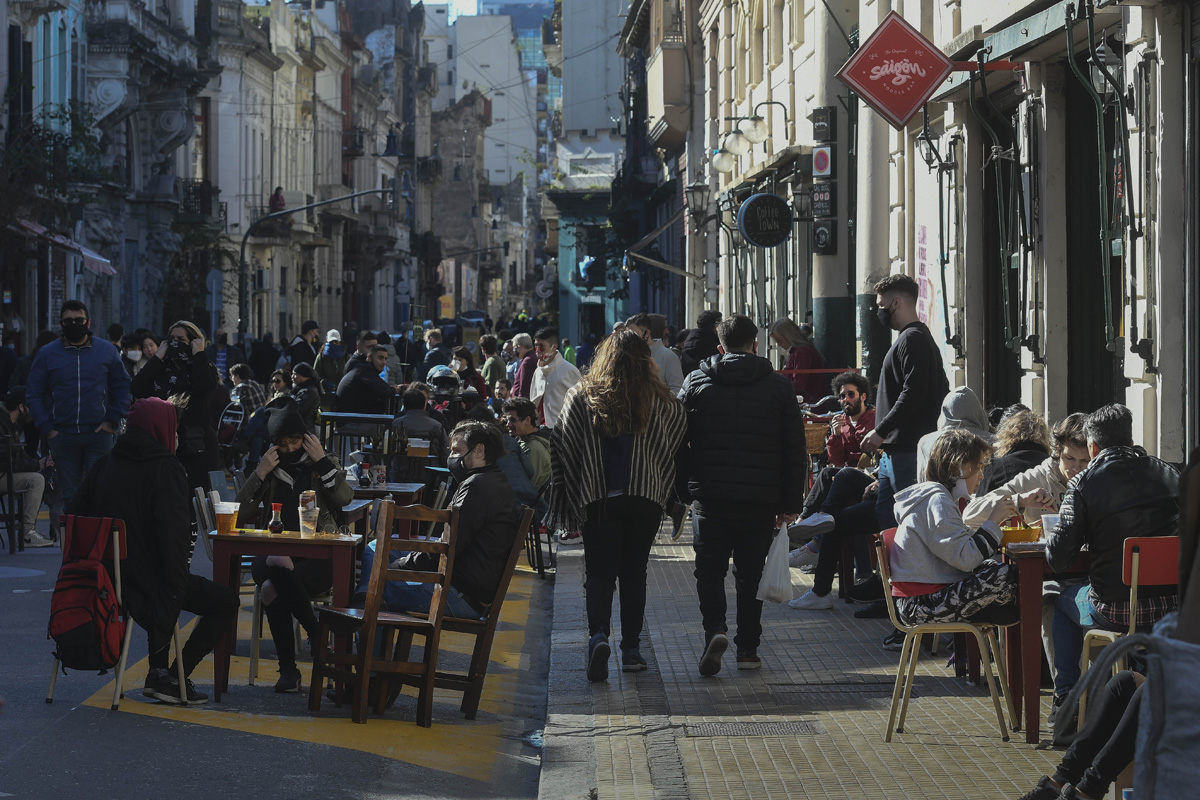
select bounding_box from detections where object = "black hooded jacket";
[680,327,720,377]
[676,352,806,514]
[67,427,192,645]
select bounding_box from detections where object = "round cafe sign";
[736,193,792,248]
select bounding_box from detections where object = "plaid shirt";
[231,379,268,411]
[1092,590,1179,630]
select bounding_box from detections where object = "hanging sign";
[736,193,792,248]
[836,11,954,130]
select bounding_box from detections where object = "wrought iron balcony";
[179,179,219,219]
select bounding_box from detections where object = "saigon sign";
[737,193,792,248]
[836,11,954,130]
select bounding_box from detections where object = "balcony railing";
[179,179,218,217]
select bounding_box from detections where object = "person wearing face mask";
[312,329,346,411]
[287,321,321,368]
[352,420,519,626]
[0,386,52,547]
[768,317,826,403]
[451,346,487,397]
[288,362,321,432]
[119,334,147,378]
[131,320,221,492]
[885,428,1019,628]
[529,326,580,428]
[26,300,132,503]
[205,329,246,388]
[236,399,352,693]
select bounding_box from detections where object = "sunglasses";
[272,379,284,386]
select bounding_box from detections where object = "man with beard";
[26,300,131,502]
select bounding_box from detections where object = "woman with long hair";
[131,319,221,491]
[451,345,488,397]
[769,317,825,402]
[549,329,687,682]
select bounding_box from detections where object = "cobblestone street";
[540,521,1061,800]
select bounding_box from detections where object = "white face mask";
[450,359,464,372]
[951,476,972,504]
[125,350,143,362]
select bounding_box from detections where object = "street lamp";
[685,180,713,224]
[712,147,736,174]
[741,116,769,143]
[725,129,751,156]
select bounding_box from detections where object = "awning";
[623,207,704,282]
[16,219,117,276]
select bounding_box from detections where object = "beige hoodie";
[961,459,1069,528]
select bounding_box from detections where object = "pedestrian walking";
[312,329,347,411]
[287,320,321,368]
[529,327,581,427]
[26,300,131,503]
[549,330,687,681]
[677,315,806,675]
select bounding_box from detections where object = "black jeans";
[581,496,663,651]
[147,574,239,677]
[251,556,333,669]
[692,504,775,652]
[812,468,880,597]
[1054,671,1142,799]
[801,466,842,518]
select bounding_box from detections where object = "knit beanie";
[266,398,308,442]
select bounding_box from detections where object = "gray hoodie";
[915,386,994,481]
[889,482,1003,586]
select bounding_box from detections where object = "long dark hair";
[581,329,672,437]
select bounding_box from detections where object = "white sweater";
[530,352,581,428]
[961,459,1068,528]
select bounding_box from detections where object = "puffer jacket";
[676,352,806,514]
[66,427,192,645]
[679,327,720,377]
[394,464,519,610]
[1048,446,1179,604]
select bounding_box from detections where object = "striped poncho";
[547,383,688,531]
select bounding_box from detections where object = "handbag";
[756,523,793,603]
[176,425,207,456]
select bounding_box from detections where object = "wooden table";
[342,498,373,541]
[352,481,424,505]
[210,529,362,702]
[1003,543,1089,743]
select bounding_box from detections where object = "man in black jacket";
[678,315,805,675]
[335,345,399,415]
[679,309,722,377]
[0,386,50,547]
[287,320,321,368]
[69,397,238,704]
[356,420,519,618]
[342,330,378,377]
[1046,404,1179,715]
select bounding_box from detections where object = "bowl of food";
[1001,525,1041,546]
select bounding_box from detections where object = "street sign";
[811,183,836,218]
[813,146,835,179]
[736,193,792,248]
[836,11,954,130]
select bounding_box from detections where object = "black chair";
[1,433,28,554]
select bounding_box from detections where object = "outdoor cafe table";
[351,481,424,505]
[1003,542,1089,743]
[210,528,362,702]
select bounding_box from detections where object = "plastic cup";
[214,502,240,536]
[1041,514,1060,538]
[299,508,319,538]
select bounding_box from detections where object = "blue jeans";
[50,430,116,503]
[875,450,917,529]
[357,539,481,619]
[1052,583,1120,697]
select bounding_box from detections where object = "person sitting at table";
[1045,404,1179,730]
[391,389,448,481]
[335,345,400,415]
[963,412,1091,683]
[235,399,354,693]
[70,397,239,705]
[354,420,519,622]
[1017,670,1144,800]
[976,408,1053,494]
[884,428,1020,626]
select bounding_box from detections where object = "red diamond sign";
[836,11,954,130]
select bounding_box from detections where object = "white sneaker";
[24,531,55,548]
[790,512,835,536]
[788,542,819,569]
[788,589,833,610]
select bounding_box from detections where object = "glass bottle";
[267,503,285,534]
[358,462,372,488]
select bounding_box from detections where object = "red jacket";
[782,345,826,402]
[825,406,876,468]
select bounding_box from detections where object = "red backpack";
[47,517,127,673]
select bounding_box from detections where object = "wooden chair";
[307,501,458,727]
[874,528,1017,742]
[45,515,187,710]
[404,506,534,719]
[1078,536,1179,725]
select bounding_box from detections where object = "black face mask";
[876,305,894,330]
[216,333,228,346]
[61,318,89,343]
[167,339,193,362]
[447,454,469,483]
[278,448,308,467]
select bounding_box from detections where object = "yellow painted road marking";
[83,571,540,783]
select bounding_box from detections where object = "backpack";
[47,517,126,673]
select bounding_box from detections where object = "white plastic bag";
[756,523,793,603]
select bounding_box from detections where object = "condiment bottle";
[359,462,372,487]
[268,503,285,534]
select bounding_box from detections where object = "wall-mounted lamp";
[915,105,957,173]
[712,148,735,174]
[685,180,713,224]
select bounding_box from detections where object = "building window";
[769,0,785,68]
[447,44,454,59]
[790,0,806,49]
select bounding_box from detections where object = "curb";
[537,546,596,800]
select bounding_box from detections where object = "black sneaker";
[621,649,648,672]
[1016,776,1064,800]
[274,666,302,693]
[735,650,761,670]
[698,632,728,677]
[180,678,209,705]
[1049,694,1078,744]
[586,633,610,682]
[882,630,906,651]
[853,599,889,619]
[143,669,208,705]
[847,574,884,603]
